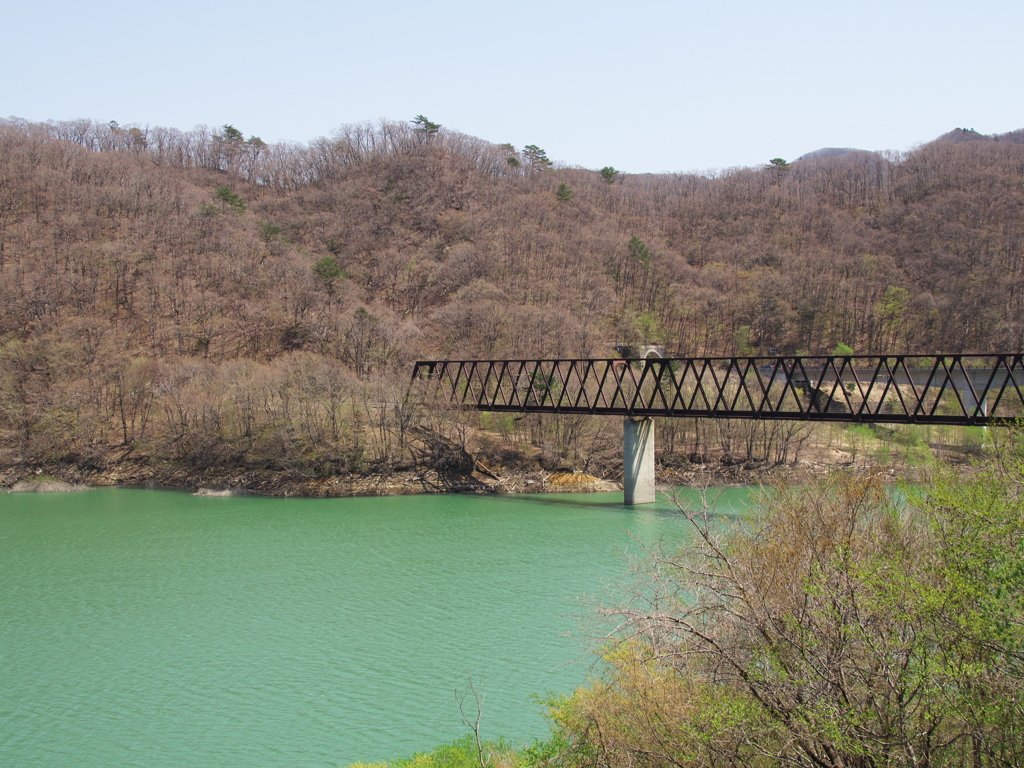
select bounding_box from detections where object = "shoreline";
[0,457,619,497]
[1,456,901,497]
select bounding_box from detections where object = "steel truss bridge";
[412,354,1024,425]
[411,354,1024,503]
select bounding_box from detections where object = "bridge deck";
[412,354,1024,426]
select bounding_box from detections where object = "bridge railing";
[412,354,1024,425]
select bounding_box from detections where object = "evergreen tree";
[627,236,650,266]
[523,144,552,171]
[411,115,441,137]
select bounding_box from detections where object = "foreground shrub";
[550,438,1024,767]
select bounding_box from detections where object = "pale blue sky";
[4,0,1022,174]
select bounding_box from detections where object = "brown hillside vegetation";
[1,117,1022,488]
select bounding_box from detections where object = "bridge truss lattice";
[412,354,1024,426]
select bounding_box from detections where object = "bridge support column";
[959,386,988,418]
[624,417,655,505]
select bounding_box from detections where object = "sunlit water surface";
[0,487,752,767]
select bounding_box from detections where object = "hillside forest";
[1,117,1023,488]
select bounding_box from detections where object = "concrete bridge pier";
[623,417,656,505]
[959,386,988,418]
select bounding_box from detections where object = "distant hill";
[933,127,1024,145]
[795,147,864,162]
[796,127,1024,162]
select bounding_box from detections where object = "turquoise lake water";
[0,487,752,767]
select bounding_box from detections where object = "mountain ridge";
[1,116,1022,484]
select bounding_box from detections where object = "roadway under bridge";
[411,354,1024,503]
